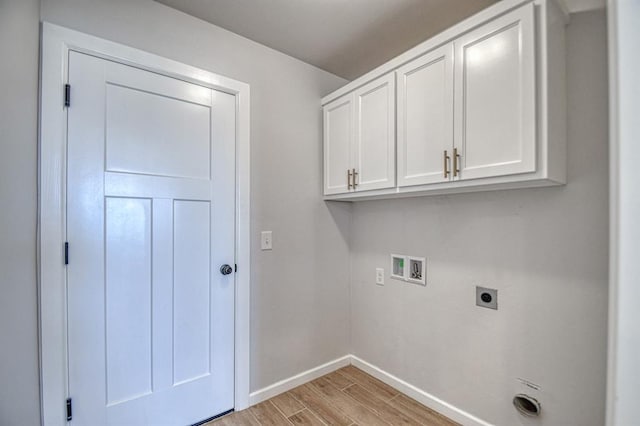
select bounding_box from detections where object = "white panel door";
[323,97,353,195]
[66,51,235,425]
[397,45,454,187]
[453,3,536,180]
[353,73,396,191]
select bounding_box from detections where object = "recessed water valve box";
[476,286,498,310]
[390,255,406,281]
[390,254,426,285]
[407,256,426,286]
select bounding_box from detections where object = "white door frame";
[38,22,251,426]
[606,1,640,425]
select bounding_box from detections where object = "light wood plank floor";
[205,366,459,426]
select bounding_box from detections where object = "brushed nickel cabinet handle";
[352,168,358,188]
[444,150,451,178]
[347,169,353,189]
[453,147,461,177]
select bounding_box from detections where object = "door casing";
[38,22,251,426]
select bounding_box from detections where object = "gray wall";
[0,2,610,425]
[0,1,42,425]
[349,10,608,426]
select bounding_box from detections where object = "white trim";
[248,355,492,425]
[606,1,640,424]
[248,356,351,405]
[350,356,493,426]
[234,58,252,412]
[38,22,251,425]
[606,3,619,425]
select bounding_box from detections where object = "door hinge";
[64,84,71,107]
[64,242,69,265]
[66,397,72,421]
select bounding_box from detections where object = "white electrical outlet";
[261,231,272,250]
[375,268,384,285]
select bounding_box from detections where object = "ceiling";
[563,0,606,13]
[156,0,605,80]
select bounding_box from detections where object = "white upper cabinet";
[323,73,395,195]
[453,3,536,181]
[323,97,353,195]
[397,44,454,187]
[353,73,396,192]
[322,0,567,200]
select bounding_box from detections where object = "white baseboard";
[248,355,351,405]
[248,354,492,426]
[350,356,493,426]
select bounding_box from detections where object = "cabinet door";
[397,45,454,187]
[353,73,396,191]
[323,96,353,195]
[453,3,536,180]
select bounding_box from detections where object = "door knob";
[220,264,234,275]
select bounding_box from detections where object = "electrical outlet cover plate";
[476,286,498,310]
[261,231,272,250]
